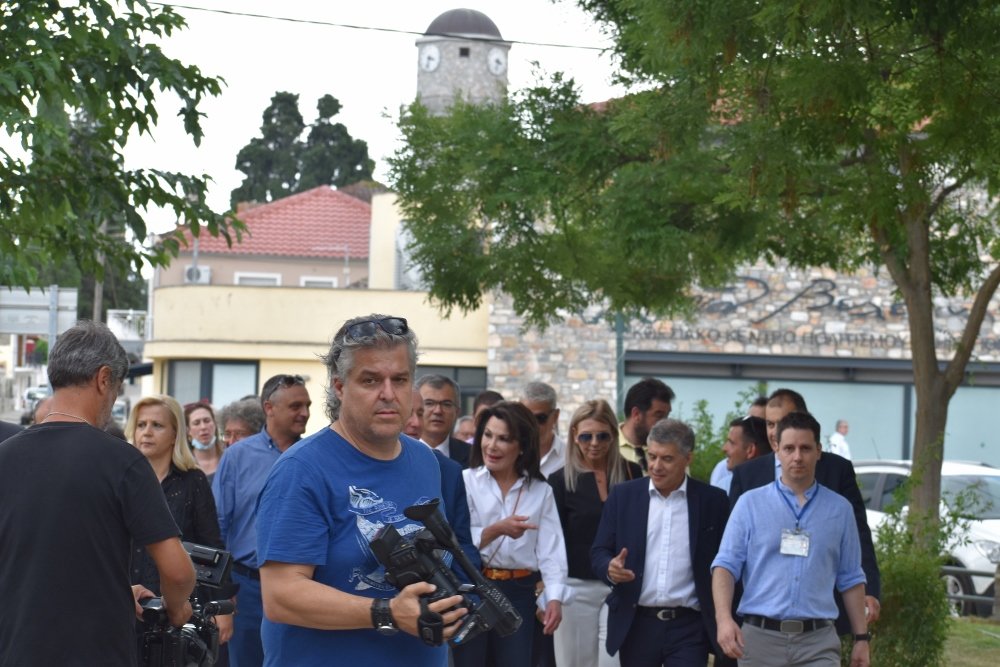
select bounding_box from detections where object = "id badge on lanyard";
[780,528,810,557]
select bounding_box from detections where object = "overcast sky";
[124,0,626,230]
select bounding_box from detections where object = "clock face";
[487,47,507,75]
[420,44,440,72]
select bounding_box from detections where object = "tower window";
[459,47,470,57]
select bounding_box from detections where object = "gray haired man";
[256,314,466,666]
[0,321,195,666]
[521,381,565,479]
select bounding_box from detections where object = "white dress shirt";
[463,466,569,607]
[539,433,566,479]
[638,477,699,609]
[421,437,450,458]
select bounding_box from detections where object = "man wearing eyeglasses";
[417,374,472,468]
[212,373,312,667]
[255,315,467,667]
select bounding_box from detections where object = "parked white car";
[855,460,1000,616]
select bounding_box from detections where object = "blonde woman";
[126,395,232,648]
[549,399,641,667]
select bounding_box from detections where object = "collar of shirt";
[774,478,819,507]
[422,437,450,457]
[647,475,688,500]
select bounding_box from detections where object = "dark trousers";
[230,570,264,667]
[452,573,540,667]
[619,611,709,667]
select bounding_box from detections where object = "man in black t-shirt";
[0,321,196,666]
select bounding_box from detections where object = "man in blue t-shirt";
[256,314,467,667]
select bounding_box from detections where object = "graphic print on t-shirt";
[348,485,432,591]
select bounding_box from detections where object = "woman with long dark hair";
[458,401,568,667]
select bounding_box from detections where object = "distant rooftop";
[180,186,370,259]
[425,8,503,40]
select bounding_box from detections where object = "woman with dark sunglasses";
[548,399,641,667]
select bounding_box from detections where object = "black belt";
[743,614,833,634]
[231,561,260,581]
[636,606,699,621]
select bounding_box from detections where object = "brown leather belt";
[482,567,534,581]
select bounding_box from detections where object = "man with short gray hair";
[0,321,195,665]
[256,314,466,666]
[592,419,732,666]
[520,381,565,479]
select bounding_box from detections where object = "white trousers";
[553,577,620,667]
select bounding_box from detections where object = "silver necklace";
[43,411,94,427]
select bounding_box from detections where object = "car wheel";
[942,568,974,616]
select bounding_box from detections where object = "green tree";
[1,0,238,290]
[390,0,1000,541]
[230,92,374,207]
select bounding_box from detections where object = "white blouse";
[463,466,570,607]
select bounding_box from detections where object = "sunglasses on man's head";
[344,317,409,340]
[262,374,305,403]
[577,432,613,444]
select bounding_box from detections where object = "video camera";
[370,499,522,647]
[139,542,234,667]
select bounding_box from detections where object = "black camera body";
[370,499,521,646]
[140,542,234,667]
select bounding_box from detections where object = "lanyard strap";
[775,480,817,530]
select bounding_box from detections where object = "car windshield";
[942,474,1000,520]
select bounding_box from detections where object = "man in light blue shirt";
[711,411,870,667]
[212,374,311,667]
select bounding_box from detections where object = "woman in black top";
[549,399,641,667]
[126,394,232,662]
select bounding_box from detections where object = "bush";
[687,383,765,482]
[858,477,954,666]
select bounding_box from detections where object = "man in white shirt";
[520,381,565,479]
[592,419,733,666]
[827,420,852,460]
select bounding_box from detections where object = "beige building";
[144,189,487,435]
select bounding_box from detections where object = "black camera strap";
[417,597,445,647]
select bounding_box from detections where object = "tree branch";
[944,262,1000,392]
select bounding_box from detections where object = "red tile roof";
[180,186,371,259]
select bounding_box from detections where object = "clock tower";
[416,8,510,116]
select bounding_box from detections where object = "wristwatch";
[853,632,871,642]
[371,597,398,636]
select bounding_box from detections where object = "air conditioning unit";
[184,265,211,285]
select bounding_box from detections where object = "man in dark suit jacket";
[729,425,882,633]
[592,419,733,667]
[416,374,472,469]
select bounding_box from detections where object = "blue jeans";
[230,571,264,667]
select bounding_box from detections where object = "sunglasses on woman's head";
[577,432,613,444]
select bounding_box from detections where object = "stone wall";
[488,261,1000,429]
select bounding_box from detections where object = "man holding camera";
[0,321,195,666]
[256,314,466,666]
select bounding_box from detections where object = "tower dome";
[415,9,510,116]
[424,8,503,40]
